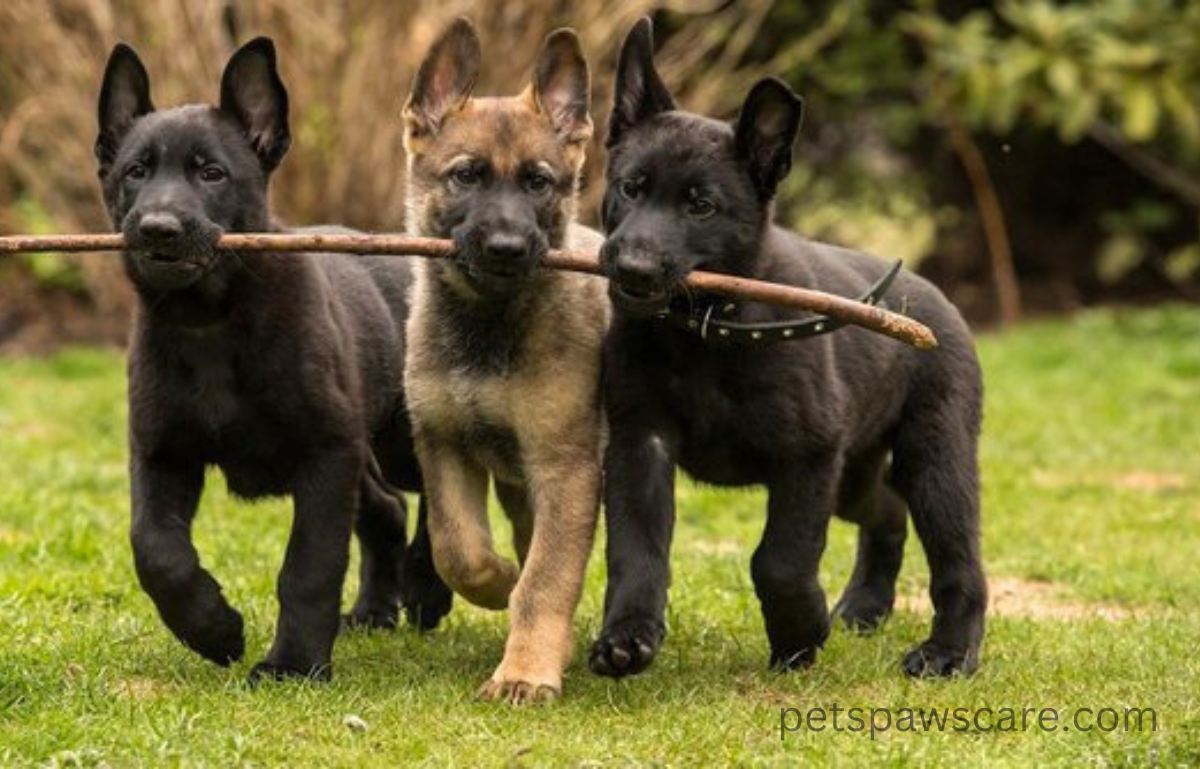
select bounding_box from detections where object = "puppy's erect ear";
[529,29,592,145]
[608,17,674,148]
[403,17,481,143]
[734,77,804,200]
[96,43,154,169]
[220,37,291,172]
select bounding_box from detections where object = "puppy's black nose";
[483,232,528,263]
[138,212,183,242]
[614,254,664,293]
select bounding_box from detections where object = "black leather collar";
[661,260,904,345]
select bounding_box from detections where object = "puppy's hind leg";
[401,497,455,630]
[833,484,907,633]
[419,438,519,610]
[346,457,407,631]
[890,395,987,678]
[496,480,534,566]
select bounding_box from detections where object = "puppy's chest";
[182,358,243,428]
[143,351,299,489]
[414,369,524,481]
[660,354,753,426]
[657,352,795,483]
[175,355,274,432]
[427,291,529,376]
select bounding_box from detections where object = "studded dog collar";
[661,260,904,345]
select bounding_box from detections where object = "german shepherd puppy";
[590,19,986,679]
[401,19,608,703]
[96,38,450,681]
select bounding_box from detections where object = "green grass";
[2,306,1199,766]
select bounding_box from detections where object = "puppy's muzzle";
[478,232,531,277]
[138,212,185,250]
[124,210,220,290]
[457,227,545,294]
[604,244,672,316]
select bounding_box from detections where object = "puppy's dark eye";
[451,166,481,187]
[125,163,149,181]
[199,165,227,183]
[525,172,554,195]
[686,196,718,219]
[618,178,643,201]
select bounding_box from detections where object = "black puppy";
[590,19,986,679]
[95,38,451,680]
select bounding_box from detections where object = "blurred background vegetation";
[1,0,1197,352]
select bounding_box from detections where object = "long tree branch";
[0,232,939,350]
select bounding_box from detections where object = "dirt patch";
[1031,469,1189,494]
[1109,472,1189,493]
[0,523,30,545]
[899,577,1141,622]
[109,677,171,701]
[693,540,742,556]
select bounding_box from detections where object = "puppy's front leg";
[250,447,359,682]
[753,456,841,670]
[418,436,519,609]
[481,451,601,704]
[131,452,245,665]
[590,427,676,679]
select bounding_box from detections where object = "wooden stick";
[0,233,938,349]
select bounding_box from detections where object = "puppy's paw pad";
[589,619,663,678]
[247,660,332,685]
[901,643,976,678]
[478,678,560,706]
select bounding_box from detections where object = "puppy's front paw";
[478,677,560,706]
[181,606,245,666]
[478,651,564,706]
[247,660,332,684]
[902,642,978,678]
[477,647,561,700]
[589,618,664,678]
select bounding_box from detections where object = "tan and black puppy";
[401,18,609,704]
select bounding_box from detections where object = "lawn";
[1,306,1198,766]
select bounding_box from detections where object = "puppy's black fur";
[591,19,986,679]
[96,39,451,681]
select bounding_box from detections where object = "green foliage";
[11,198,85,292]
[1097,198,1179,283]
[899,0,1200,285]
[905,0,1200,148]
[786,162,947,266]
[762,3,947,266]
[761,0,1200,287]
[1,308,1199,764]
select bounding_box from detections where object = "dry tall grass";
[0,0,823,337]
